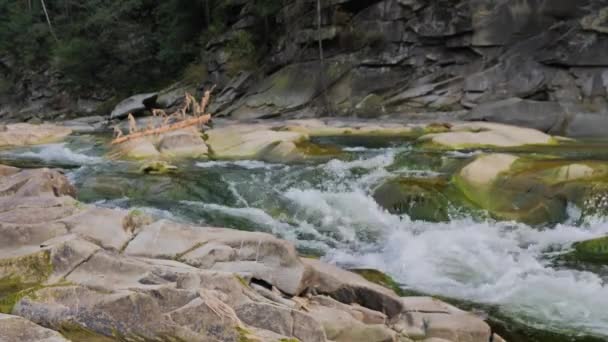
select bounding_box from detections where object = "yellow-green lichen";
[294,140,341,157]
[0,250,54,312]
[59,323,119,342]
[236,326,257,342]
[0,277,44,313]
[235,275,250,288]
[351,268,405,296]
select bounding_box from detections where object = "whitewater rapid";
[190,147,608,337]
[10,140,608,337]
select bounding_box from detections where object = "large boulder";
[453,153,571,224]
[205,124,307,159]
[109,92,158,119]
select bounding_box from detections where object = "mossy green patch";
[569,236,608,264]
[0,277,45,313]
[236,326,257,342]
[350,268,405,296]
[174,241,207,261]
[0,250,53,313]
[294,140,341,157]
[139,161,178,175]
[235,275,250,288]
[451,156,570,225]
[59,323,119,342]
[373,177,450,222]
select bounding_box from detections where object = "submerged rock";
[453,153,567,224]
[139,160,178,174]
[568,236,608,264]
[0,123,72,147]
[373,177,450,222]
[0,164,495,342]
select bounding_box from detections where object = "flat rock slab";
[420,122,555,149]
[0,313,69,342]
[0,124,72,147]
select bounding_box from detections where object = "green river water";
[1,133,608,342]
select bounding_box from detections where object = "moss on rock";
[59,323,119,342]
[350,268,404,296]
[373,177,450,222]
[569,236,608,264]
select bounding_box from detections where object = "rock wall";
[3,1,608,136]
[207,0,608,136]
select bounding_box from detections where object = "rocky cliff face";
[4,0,608,136]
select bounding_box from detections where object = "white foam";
[179,200,335,251]
[324,150,396,175]
[196,160,284,170]
[6,143,101,165]
[342,146,370,152]
[445,150,484,158]
[326,217,608,336]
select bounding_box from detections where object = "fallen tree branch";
[111,90,214,145]
[111,114,211,145]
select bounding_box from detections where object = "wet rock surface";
[0,165,498,341]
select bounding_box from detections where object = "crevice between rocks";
[59,248,100,281]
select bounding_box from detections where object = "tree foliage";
[0,0,285,94]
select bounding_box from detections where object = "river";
[1,133,607,341]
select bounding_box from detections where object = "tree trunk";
[316,0,329,114]
[40,0,59,42]
[204,0,211,29]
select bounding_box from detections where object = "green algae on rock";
[569,236,608,264]
[139,160,178,174]
[373,177,450,222]
[452,154,568,225]
[350,268,405,296]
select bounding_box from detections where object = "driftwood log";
[111,90,212,145]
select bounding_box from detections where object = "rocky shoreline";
[0,164,500,342]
